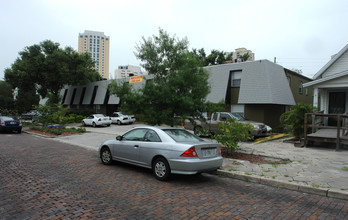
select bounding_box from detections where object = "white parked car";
[82,114,112,127]
[110,112,135,125]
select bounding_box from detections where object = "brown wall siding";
[244,104,285,129]
[284,69,313,104]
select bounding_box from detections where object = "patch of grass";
[272,175,277,179]
[272,164,279,168]
[229,168,238,172]
[311,183,330,189]
[297,160,302,163]
[245,172,253,175]
[260,173,265,177]
[342,167,348,171]
[263,169,272,173]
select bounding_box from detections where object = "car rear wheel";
[153,157,170,181]
[82,121,86,127]
[117,120,121,125]
[100,147,113,165]
[93,122,96,127]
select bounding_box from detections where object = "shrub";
[214,118,254,155]
[280,103,315,139]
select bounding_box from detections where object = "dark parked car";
[0,116,22,133]
[21,110,41,120]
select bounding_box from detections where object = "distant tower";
[78,30,110,79]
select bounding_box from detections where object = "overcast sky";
[1,0,347,80]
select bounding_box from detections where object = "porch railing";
[304,113,348,150]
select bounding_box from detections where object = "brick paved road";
[1,133,348,219]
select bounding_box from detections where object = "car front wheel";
[100,147,113,165]
[153,157,170,181]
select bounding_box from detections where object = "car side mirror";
[116,136,123,141]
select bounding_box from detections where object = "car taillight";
[180,147,198,157]
[219,146,222,155]
[98,118,101,121]
[109,117,111,120]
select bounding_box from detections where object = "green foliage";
[192,48,233,66]
[4,40,99,108]
[34,104,84,127]
[109,29,210,126]
[239,52,250,62]
[280,103,315,138]
[0,81,15,111]
[214,119,254,155]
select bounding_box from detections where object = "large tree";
[109,29,211,125]
[5,40,99,110]
[0,81,15,111]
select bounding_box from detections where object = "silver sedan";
[98,126,223,181]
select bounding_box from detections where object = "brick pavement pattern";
[1,133,348,219]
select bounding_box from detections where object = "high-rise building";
[78,30,110,79]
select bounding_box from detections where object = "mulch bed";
[25,130,79,137]
[221,147,289,164]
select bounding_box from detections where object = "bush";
[280,103,315,139]
[214,119,254,155]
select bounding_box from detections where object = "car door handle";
[134,145,139,148]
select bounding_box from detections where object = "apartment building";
[78,30,110,79]
[232,48,255,63]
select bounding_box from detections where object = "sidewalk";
[25,125,348,200]
[218,139,348,200]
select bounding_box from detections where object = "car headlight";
[266,125,272,132]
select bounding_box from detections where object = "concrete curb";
[216,170,348,201]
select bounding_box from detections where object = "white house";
[303,44,348,121]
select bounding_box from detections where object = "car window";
[212,113,218,121]
[123,128,148,141]
[162,129,204,142]
[1,116,15,121]
[144,130,161,142]
[95,114,104,118]
[231,113,245,121]
[220,113,232,121]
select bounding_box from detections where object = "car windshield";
[231,113,245,121]
[162,129,204,142]
[1,116,16,121]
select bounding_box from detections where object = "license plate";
[202,148,216,157]
[10,122,16,125]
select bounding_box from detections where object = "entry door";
[328,92,346,126]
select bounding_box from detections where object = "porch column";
[313,87,319,108]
